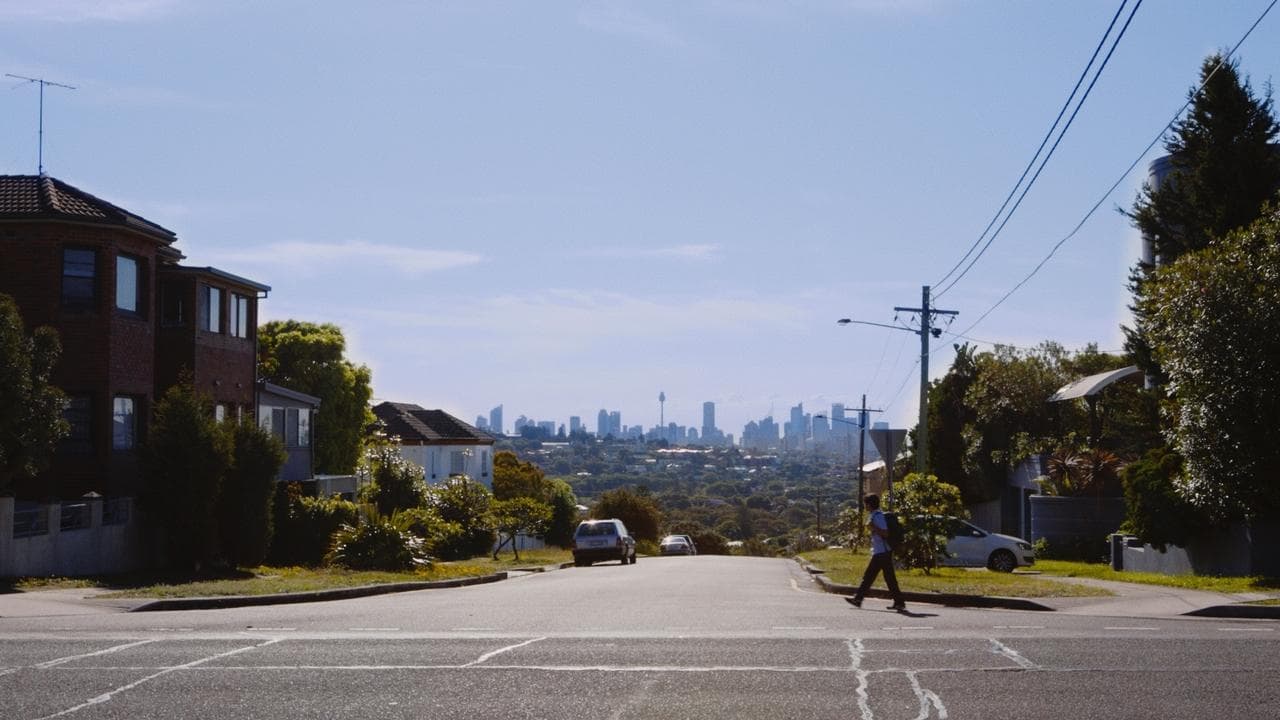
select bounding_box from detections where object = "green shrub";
[893,473,968,573]
[326,519,429,571]
[1121,446,1208,550]
[426,476,496,560]
[359,445,427,515]
[390,507,465,558]
[268,484,360,565]
[219,421,286,567]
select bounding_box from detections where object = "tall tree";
[492,450,550,500]
[1141,208,1280,520]
[0,294,67,496]
[258,320,374,473]
[592,487,662,543]
[1125,53,1280,375]
[219,421,286,567]
[925,343,978,502]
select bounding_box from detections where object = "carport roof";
[1049,365,1142,402]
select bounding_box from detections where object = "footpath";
[799,560,1280,619]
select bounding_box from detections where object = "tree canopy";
[0,293,68,496]
[258,320,374,473]
[1141,207,1280,520]
[1125,53,1280,378]
[591,487,662,543]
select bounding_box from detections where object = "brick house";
[0,175,269,503]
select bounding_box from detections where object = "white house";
[371,402,496,487]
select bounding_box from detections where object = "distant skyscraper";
[489,405,503,435]
[609,411,622,437]
[570,416,582,435]
[598,409,609,437]
[702,401,716,436]
[475,415,489,431]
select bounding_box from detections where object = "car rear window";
[576,522,617,537]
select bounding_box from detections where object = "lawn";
[10,549,573,599]
[1034,559,1280,595]
[799,548,1112,598]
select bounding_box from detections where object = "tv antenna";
[7,74,77,175]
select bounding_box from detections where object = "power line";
[951,0,1278,341]
[934,0,1144,301]
[933,0,1133,291]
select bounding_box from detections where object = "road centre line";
[462,637,546,667]
[1103,627,1159,631]
[34,638,280,720]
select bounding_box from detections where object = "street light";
[837,286,956,475]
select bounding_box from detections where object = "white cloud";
[581,243,721,261]
[576,2,698,51]
[0,0,180,23]
[203,240,483,277]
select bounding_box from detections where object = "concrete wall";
[1,496,148,577]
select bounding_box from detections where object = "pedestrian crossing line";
[35,640,156,669]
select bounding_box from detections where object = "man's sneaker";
[888,603,907,612]
[846,597,862,608]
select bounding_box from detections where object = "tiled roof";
[373,402,495,444]
[0,175,177,242]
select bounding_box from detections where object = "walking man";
[847,493,907,612]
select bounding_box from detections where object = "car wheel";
[988,549,1016,573]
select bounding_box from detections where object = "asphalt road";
[3,556,1277,719]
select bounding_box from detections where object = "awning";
[1049,365,1141,402]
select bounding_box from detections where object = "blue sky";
[3,1,1278,438]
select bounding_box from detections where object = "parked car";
[934,517,1035,572]
[572,519,637,566]
[675,534,698,555]
[659,535,694,556]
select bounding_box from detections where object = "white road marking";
[247,627,295,632]
[856,669,874,720]
[1103,627,1158,631]
[847,638,864,671]
[907,670,949,719]
[147,627,194,632]
[882,626,933,631]
[461,637,545,667]
[993,625,1044,629]
[1218,627,1274,632]
[35,640,155,669]
[348,627,400,632]
[989,639,1039,671]
[773,626,824,630]
[34,638,280,720]
[453,627,496,632]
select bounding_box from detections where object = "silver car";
[936,517,1035,573]
[572,519,637,566]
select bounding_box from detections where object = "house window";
[62,248,96,308]
[286,408,300,446]
[231,294,251,338]
[271,407,286,441]
[481,450,490,478]
[203,286,222,333]
[450,450,466,475]
[116,255,139,313]
[215,404,227,423]
[161,281,185,325]
[112,396,137,450]
[298,409,310,447]
[60,395,92,453]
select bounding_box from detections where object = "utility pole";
[893,285,958,475]
[852,394,882,503]
[6,74,77,175]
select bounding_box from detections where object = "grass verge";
[10,549,573,599]
[799,548,1112,598]
[1034,559,1280,595]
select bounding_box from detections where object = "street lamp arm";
[836,318,915,334]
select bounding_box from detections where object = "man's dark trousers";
[853,551,904,605]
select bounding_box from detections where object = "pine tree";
[1124,53,1280,375]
